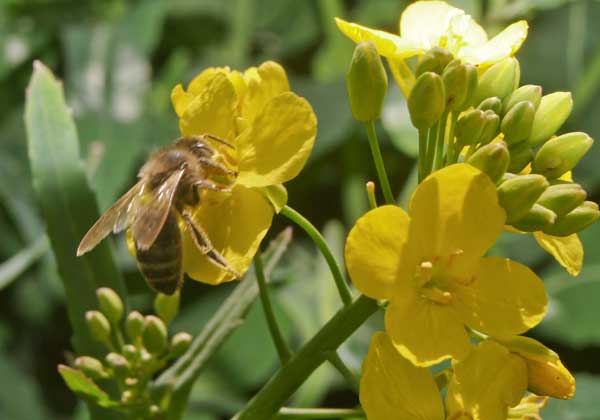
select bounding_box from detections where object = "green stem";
[233,295,378,420]
[445,113,458,165]
[426,122,439,176]
[418,128,428,182]
[326,351,359,393]
[254,253,292,364]
[434,111,448,171]
[280,206,352,306]
[364,121,395,204]
[275,408,365,419]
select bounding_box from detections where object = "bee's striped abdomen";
[136,211,183,295]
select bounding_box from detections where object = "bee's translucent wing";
[77,181,143,256]
[132,169,184,251]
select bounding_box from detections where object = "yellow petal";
[256,184,288,213]
[335,17,424,58]
[446,340,528,420]
[453,257,547,336]
[171,84,194,117]
[242,61,290,122]
[409,163,506,259]
[459,21,529,66]
[345,205,410,300]
[236,92,316,187]
[385,290,472,366]
[399,1,486,53]
[179,72,237,140]
[534,232,583,276]
[360,332,445,420]
[387,57,415,98]
[187,67,231,95]
[182,185,273,285]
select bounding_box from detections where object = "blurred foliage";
[2,0,600,418]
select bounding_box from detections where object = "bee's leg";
[198,157,238,177]
[194,180,233,193]
[204,133,235,149]
[181,211,240,277]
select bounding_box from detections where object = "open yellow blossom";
[345,164,547,366]
[508,394,548,419]
[170,62,317,285]
[361,332,528,420]
[335,1,528,96]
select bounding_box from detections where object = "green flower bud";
[532,132,593,179]
[497,174,549,223]
[467,142,509,184]
[408,72,446,129]
[461,63,479,110]
[442,60,469,111]
[415,47,454,77]
[142,315,168,355]
[512,204,557,232]
[477,97,503,115]
[121,390,135,404]
[154,292,180,325]
[543,201,600,236]
[75,356,108,379]
[537,183,587,217]
[474,57,520,105]
[122,344,138,361]
[346,42,388,122]
[105,352,131,378]
[479,110,500,145]
[96,287,124,324]
[501,101,536,145]
[170,332,193,358]
[507,141,534,174]
[503,84,542,114]
[125,311,145,342]
[85,311,111,343]
[528,92,573,146]
[456,109,485,146]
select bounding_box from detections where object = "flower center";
[415,249,467,305]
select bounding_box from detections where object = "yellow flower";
[345,164,547,366]
[508,394,548,419]
[171,62,317,285]
[361,332,528,420]
[335,1,528,96]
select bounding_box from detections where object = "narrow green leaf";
[58,365,120,408]
[24,61,127,356]
[0,236,49,291]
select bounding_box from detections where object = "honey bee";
[77,134,239,295]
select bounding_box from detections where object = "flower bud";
[492,335,575,399]
[503,84,542,114]
[346,42,388,122]
[126,311,145,342]
[537,183,587,216]
[154,292,180,325]
[455,109,485,146]
[122,344,138,361]
[507,141,534,174]
[415,47,453,77]
[85,311,111,343]
[105,352,131,378]
[543,201,600,236]
[532,132,593,179]
[442,60,469,111]
[467,142,509,184]
[474,57,520,105]
[497,174,549,223]
[479,110,500,145]
[170,332,193,358]
[408,72,446,129]
[96,287,124,324]
[477,97,503,115]
[460,63,479,110]
[75,356,108,379]
[501,101,535,145]
[512,204,557,232]
[528,92,573,146]
[142,315,168,355]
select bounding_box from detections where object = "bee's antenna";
[203,133,236,149]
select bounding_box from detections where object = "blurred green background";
[1,0,600,419]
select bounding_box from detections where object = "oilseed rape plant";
[23,1,597,419]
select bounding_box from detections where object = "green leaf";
[58,365,120,408]
[0,236,48,291]
[24,61,127,356]
[0,352,48,420]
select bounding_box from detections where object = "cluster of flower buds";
[74,288,192,416]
